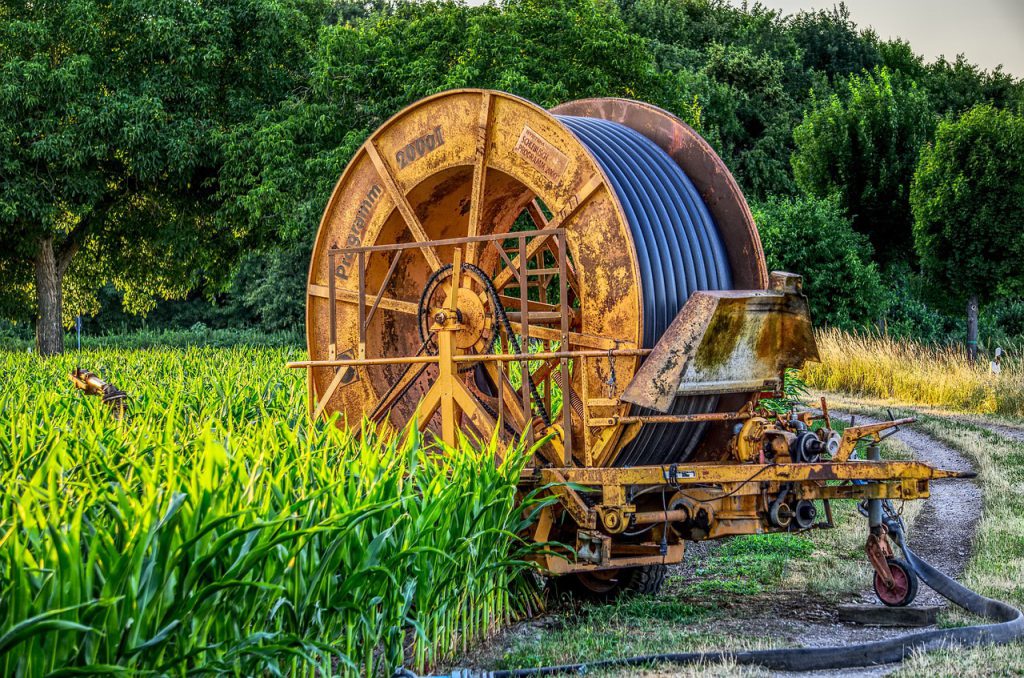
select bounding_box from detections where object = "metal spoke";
[465,92,493,267]
[505,322,627,351]
[308,283,419,316]
[365,141,443,272]
[491,175,601,293]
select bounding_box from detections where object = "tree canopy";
[2,0,1023,351]
[0,0,327,353]
[753,195,885,329]
[911,104,1024,354]
[791,66,934,258]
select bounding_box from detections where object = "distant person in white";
[990,346,1003,375]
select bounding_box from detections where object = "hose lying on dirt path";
[395,515,1024,677]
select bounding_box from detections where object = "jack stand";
[864,443,919,607]
[865,443,895,588]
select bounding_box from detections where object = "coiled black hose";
[554,116,733,466]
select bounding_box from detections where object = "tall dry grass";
[804,329,1024,417]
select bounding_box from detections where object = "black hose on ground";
[394,519,1024,677]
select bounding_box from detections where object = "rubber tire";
[873,557,919,607]
[551,564,667,603]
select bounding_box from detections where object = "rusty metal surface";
[298,90,968,579]
[70,368,128,418]
[620,272,819,412]
[306,89,647,465]
[306,89,783,469]
[540,459,971,486]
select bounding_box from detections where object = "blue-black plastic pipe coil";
[555,115,733,466]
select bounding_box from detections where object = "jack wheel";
[551,564,667,603]
[873,557,919,607]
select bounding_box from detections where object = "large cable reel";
[305,89,767,466]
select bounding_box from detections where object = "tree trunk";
[34,237,64,356]
[966,294,979,364]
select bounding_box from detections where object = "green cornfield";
[0,346,547,676]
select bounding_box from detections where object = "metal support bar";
[867,442,883,528]
[589,411,752,426]
[519,233,532,446]
[357,251,366,359]
[558,230,572,465]
[326,228,566,255]
[363,250,403,330]
[287,348,650,369]
[531,460,973,487]
[327,250,337,357]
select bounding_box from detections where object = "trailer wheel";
[552,564,667,603]
[874,558,919,607]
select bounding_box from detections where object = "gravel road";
[762,411,982,678]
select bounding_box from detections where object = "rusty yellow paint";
[306,90,646,460]
[540,460,968,486]
[297,90,973,578]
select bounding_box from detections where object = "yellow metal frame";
[292,89,975,578]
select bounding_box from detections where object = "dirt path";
[672,410,981,678]
[833,411,981,609]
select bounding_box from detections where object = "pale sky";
[750,0,1024,77]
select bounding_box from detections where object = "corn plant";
[0,347,550,676]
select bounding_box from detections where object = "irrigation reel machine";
[290,89,970,608]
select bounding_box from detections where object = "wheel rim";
[576,569,622,594]
[876,564,911,605]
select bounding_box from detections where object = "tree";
[911,104,1024,361]
[791,66,934,259]
[752,195,885,330]
[788,3,881,80]
[617,0,810,199]
[216,0,665,324]
[923,55,1021,119]
[0,0,327,354]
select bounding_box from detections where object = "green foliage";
[753,195,886,329]
[880,264,960,343]
[0,347,545,675]
[685,533,814,596]
[982,299,1024,347]
[0,0,330,345]
[0,326,301,352]
[760,368,810,416]
[4,0,1023,346]
[218,0,660,254]
[620,1,804,198]
[922,55,1023,119]
[792,67,934,257]
[718,533,815,559]
[230,246,311,333]
[911,105,1024,305]
[787,4,881,78]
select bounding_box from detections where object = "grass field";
[5,331,1023,676]
[0,347,543,676]
[805,329,1024,417]
[804,331,1024,673]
